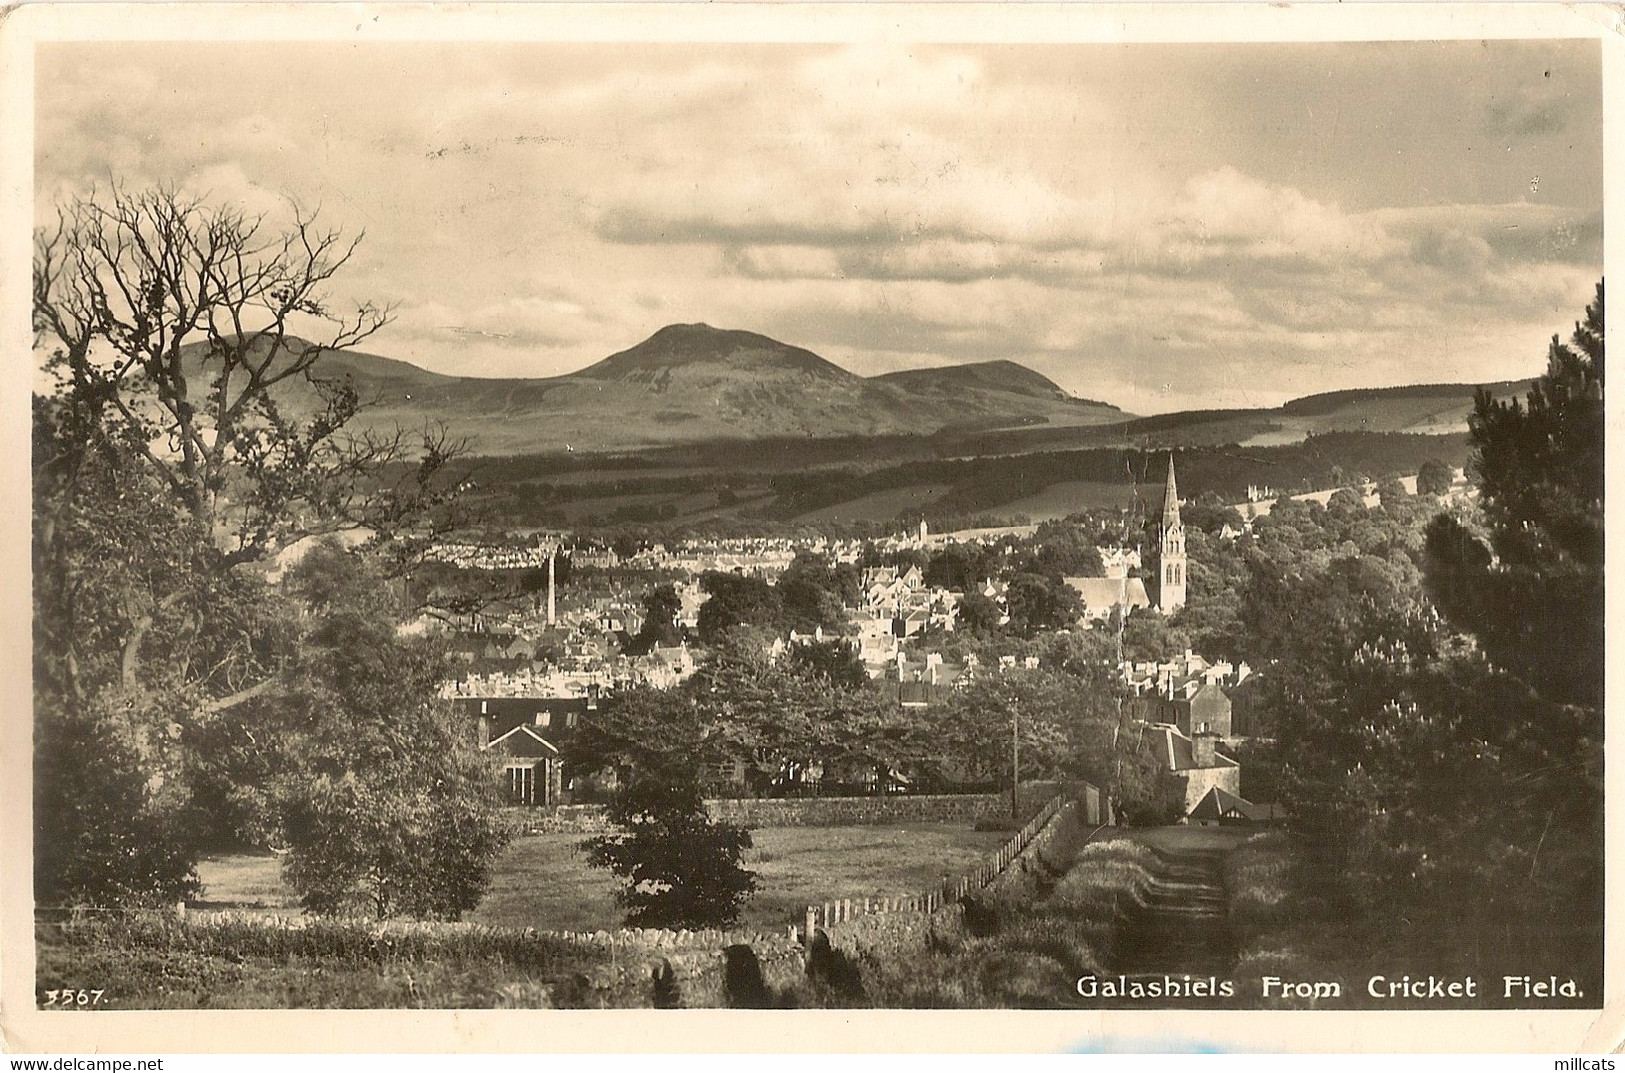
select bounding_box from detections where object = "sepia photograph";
[2,1,1616,1053]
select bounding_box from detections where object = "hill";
[185,325,1127,455]
[872,359,1084,403]
[573,323,848,383]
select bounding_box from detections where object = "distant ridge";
[871,359,1084,403]
[180,324,1127,454]
[1279,379,1531,417]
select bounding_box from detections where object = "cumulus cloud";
[33,40,1602,411]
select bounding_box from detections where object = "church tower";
[1159,453,1187,612]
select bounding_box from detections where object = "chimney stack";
[1192,731,1218,768]
[547,547,557,627]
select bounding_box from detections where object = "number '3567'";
[41,989,105,1007]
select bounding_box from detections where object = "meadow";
[193,823,1010,934]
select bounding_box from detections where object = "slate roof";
[486,723,561,759]
[455,695,590,744]
[1064,576,1152,614]
[1159,725,1240,772]
[1189,786,1266,822]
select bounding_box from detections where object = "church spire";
[1162,452,1181,528]
[1158,452,1187,612]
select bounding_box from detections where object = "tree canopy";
[33,186,495,913]
[1245,282,1603,986]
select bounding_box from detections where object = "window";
[506,765,535,805]
[536,711,551,727]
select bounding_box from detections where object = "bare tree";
[33,184,462,559]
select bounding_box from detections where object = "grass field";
[792,484,956,525]
[195,823,1009,934]
[988,480,1138,522]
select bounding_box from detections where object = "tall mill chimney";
[547,547,557,627]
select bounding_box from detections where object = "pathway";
[1090,826,1250,1005]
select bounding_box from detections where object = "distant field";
[195,823,1009,934]
[987,480,1138,521]
[793,484,956,525]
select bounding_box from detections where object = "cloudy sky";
[35,39,1601,414]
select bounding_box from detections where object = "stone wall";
[708,782,1063,829]
[509,782,1066,835]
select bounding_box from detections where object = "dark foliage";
[32,186,485,913]
[583,773,757,929]
[1415,458,1454,496]
[1247,283,1603,990]
[1426,280,1604,707]
[696,571,781,640]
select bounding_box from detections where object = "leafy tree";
[270,543,510,919]
[564,684,715,780]
[937,665,1177,822]
[1416,458,1454,497]
[780,551,860,607]
[784,639,869,689]
[777,573,845,633]
[1254,285,1604,986]
[1181,494,1245,536]
[1172,529,1248,660]
[631,583,683,651]
[583,771,757,929]
[1374,476,1408,505]
[1325,487,1367,517]
[925,542,994,591]
[1119,608,1191,663]
[32,185,474,908]
[696,571,781,641]
[1014,522,1105,578]
[956,589,1005,634]
[937,672,1069,785]
[33,395,289,903]
[1003,572,1083,636]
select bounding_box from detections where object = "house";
[1121,652,1250,739]
[1155,724,1242,818]
[891,652,965,707]
[1140,680,1233,738]
[455,694,596,806]
[445,629,522,663]
[638,643,697,689]
[1188,786,1276,826]
[1064,576,1152,622]
[485,723,562,806]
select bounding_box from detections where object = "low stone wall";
[510,782,1066,835]
[708,782,1063,829]
[155,910,804,1008]
[512,804,617,835]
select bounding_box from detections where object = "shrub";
[1047,840,1159,919]
[1225,830,1295,926]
